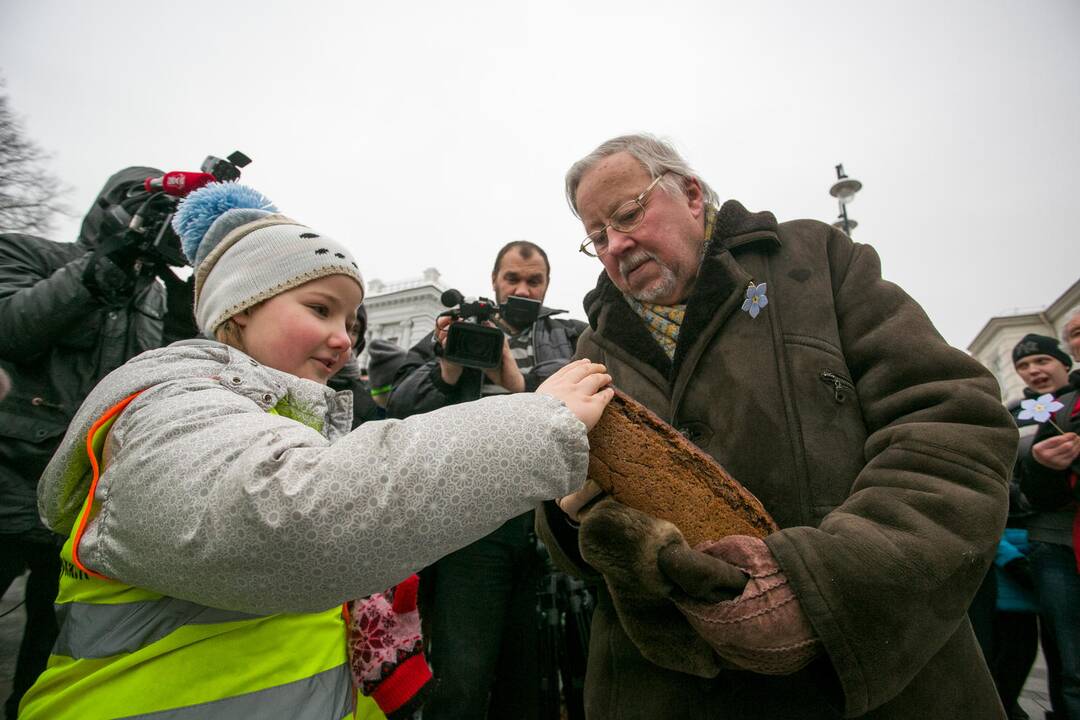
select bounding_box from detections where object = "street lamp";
[829,163,862,236]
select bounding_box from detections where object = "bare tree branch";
[0,80,69,234]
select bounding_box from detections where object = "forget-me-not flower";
[1017,394,1064,424]
[741,282,768,319]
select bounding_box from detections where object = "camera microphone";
[144,171,216,197]
[440,289,465,307]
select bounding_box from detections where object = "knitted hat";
[172,182,364,335]
[1012,333,1072,369]
[366,340,408,397]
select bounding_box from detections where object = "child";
[20,183,612,719]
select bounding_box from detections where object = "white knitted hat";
[173,183,364,335]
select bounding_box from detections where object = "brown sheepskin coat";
[537,200,1017,719]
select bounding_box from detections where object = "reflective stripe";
[53,598,262,659]
[22,398,354,720]
[124,663,353,720]
[74,391,143,579]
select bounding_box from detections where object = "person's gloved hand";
[669,535,821,676]
[578,497,745,678]
[346,574,433,720]
[82,243,140,305]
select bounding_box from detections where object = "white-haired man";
[536,134,1018,719]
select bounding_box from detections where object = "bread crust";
[587,389,778,546]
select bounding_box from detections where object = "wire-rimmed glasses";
[579,173,667,258]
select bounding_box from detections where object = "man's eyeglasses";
[579,173,667,258]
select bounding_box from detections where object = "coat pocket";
[820,369,856,403]
[782,338,868,521]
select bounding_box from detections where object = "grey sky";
[2,0,1077,348]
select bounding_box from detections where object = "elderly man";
[1066,308,1080,366]
[1020,320,1080,720]
[536,134,1017,719]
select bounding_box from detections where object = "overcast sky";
[2,0,1077,349]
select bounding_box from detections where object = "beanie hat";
[367,340,408,397]
[1012,333,1072,369]
[172,182,364,336]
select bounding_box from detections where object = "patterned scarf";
[625,206,717,360]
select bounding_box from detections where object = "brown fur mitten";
[672,535,821,675]
[578,497,721,678]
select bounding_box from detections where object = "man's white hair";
[565,134,719,217]
[1062,304,1080,343]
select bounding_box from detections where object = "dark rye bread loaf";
[587,389,778,547]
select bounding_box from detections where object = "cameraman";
[0,166,195,719]
[387,241,586,720]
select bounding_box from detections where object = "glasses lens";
[592,230,609,256]
[580,235,598,257]
[610,200,645,232]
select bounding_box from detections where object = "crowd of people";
[0,133,1076,719]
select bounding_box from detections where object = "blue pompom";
[173,183,277,264]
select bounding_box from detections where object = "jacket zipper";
[820,370,855,403]
[31,396,67,412]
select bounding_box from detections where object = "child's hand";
[536,359,613,431]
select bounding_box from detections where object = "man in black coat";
[387,241,586,720]
[0,166,197,718]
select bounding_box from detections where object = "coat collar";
[583,200,779,381]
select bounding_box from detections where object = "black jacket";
[0,167,182,538]
[1020,372,1080,514]
[386,307,586,418]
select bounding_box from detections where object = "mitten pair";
[579,497,819,677]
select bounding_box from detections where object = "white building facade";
[967,278,1080,404]
[358,268,447,371]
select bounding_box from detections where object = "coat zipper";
[820,370,855,403]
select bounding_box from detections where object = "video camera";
[437,288,541,369]
[97,151,252,270]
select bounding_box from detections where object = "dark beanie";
[367,340,408,397]
[1012,333,1072,369]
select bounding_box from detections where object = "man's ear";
[683,177,705,219]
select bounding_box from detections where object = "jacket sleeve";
[534,326,605,578]
[1020,417,1079,510]
[385,332,472,418]
[80,379,590,614]
[0,234,97,362]
[763,228,1016,716]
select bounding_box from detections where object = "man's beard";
[618,250,678,303]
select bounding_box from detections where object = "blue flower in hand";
[1018,394,1064,423]
[741,282,768,319]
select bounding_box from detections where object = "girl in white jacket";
[21,183,610,720]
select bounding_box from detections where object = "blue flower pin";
[1018,393,1066,434]
[741,282,768,319]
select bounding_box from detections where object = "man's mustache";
[618,250,657,278]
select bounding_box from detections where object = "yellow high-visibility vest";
[20,393,382,719]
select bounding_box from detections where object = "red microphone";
[144,171,216,197]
